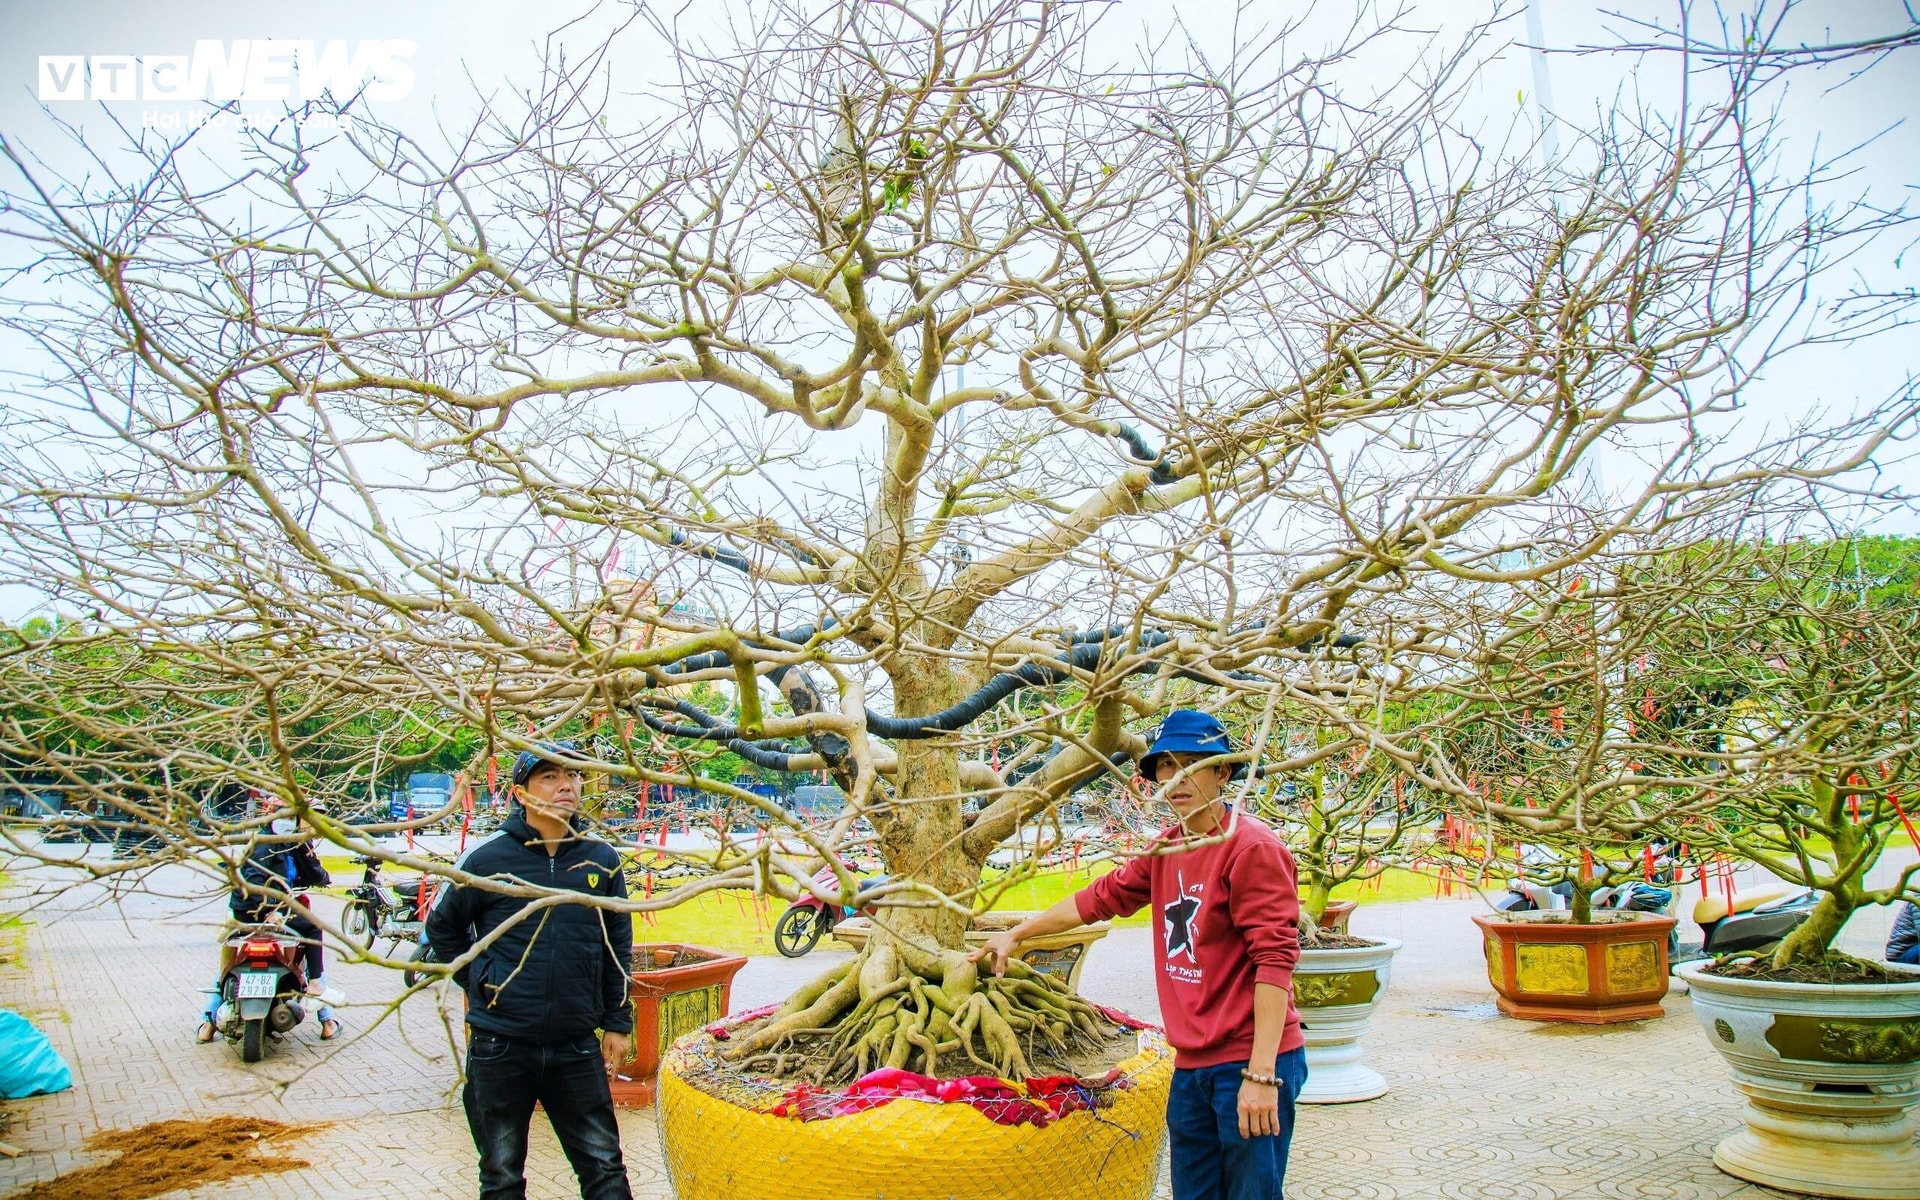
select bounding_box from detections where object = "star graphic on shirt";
[1164,871,1203,964]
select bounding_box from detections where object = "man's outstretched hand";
[967,931,1020,977]
[967,896,1090,977]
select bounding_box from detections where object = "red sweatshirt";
[1075,814,1302,1068]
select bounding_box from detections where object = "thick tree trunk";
[1771,887,1851,970]
[1302,877,1333,925]
[868,657,979,957]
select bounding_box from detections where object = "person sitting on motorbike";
[1888,900,1919,966]
[196,800,340,1042]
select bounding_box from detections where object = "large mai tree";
[1,1,1911,1078]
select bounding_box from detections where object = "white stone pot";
[1675,959,1920,1200]
[1292,937,1401,1104]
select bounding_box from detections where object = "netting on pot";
[657,1006,1174,1200]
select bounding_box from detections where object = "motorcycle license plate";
[237,972,279,999]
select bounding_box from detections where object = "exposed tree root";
[723,945,1123,1084]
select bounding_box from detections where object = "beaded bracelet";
[1240,1067,1279,1086]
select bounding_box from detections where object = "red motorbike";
[773,866,882,958]
[212,922,311,1062]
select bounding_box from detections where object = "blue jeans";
[1895,945,1920,965]
[1167,1048,1308,1200]
[463,1028,632,1200]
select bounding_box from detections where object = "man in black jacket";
[427,742,635,1200]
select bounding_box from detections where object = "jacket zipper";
[544,849,557,1042]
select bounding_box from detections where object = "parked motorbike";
[1672,884,1817,964]
[1493,844,1680,954]
[340,855,442,952]
[773,866,883,958]
[211,922,310,1062]
[1493,877,1677,917]
[403,931,437,988]
[1494,844,1676,915]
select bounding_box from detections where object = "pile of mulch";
[1300,933,1383,951]
[1703,953,1909,986]
[9,1116,321,1200]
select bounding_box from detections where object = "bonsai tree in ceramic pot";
[1249,719,1421,1102]
[2,1,1912,1196]
[1654,538,1920,1199]
[1428,566,1726,1024]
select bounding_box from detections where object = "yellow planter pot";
[658,1027,1174,1200]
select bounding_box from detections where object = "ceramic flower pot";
[610,943,748,1107]
[831,914,1110,993]
[1473,910,1678,1023]
[1293,937,1400,1104]
[1675,959,1920,1199]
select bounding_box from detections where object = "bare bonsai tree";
[1,0,1913,1079]
[1632,538,1920,976]
[1423,537,1757,925]
[1242,701,1432,932]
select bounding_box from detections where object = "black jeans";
[463,1028,632,1200]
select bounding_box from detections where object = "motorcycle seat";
[1693,883,1804,925]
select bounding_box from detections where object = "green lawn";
[311,849,1481,958]
[625,861,1472,957]
[307,852,1474,956]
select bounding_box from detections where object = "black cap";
[510,740,585,789]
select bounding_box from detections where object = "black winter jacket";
[425,812,634,1041]
[230,839,330,921]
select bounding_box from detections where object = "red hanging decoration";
[1889,793,1920,855]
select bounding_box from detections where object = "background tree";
[1426,548,1746,924]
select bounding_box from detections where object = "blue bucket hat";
[511,740,586,789]
[1139,709,1243,780]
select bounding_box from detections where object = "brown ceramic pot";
[612,942,749,1107]
[1472,910,1678,1024]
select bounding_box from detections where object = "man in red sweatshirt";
[972,708,1305,1200]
